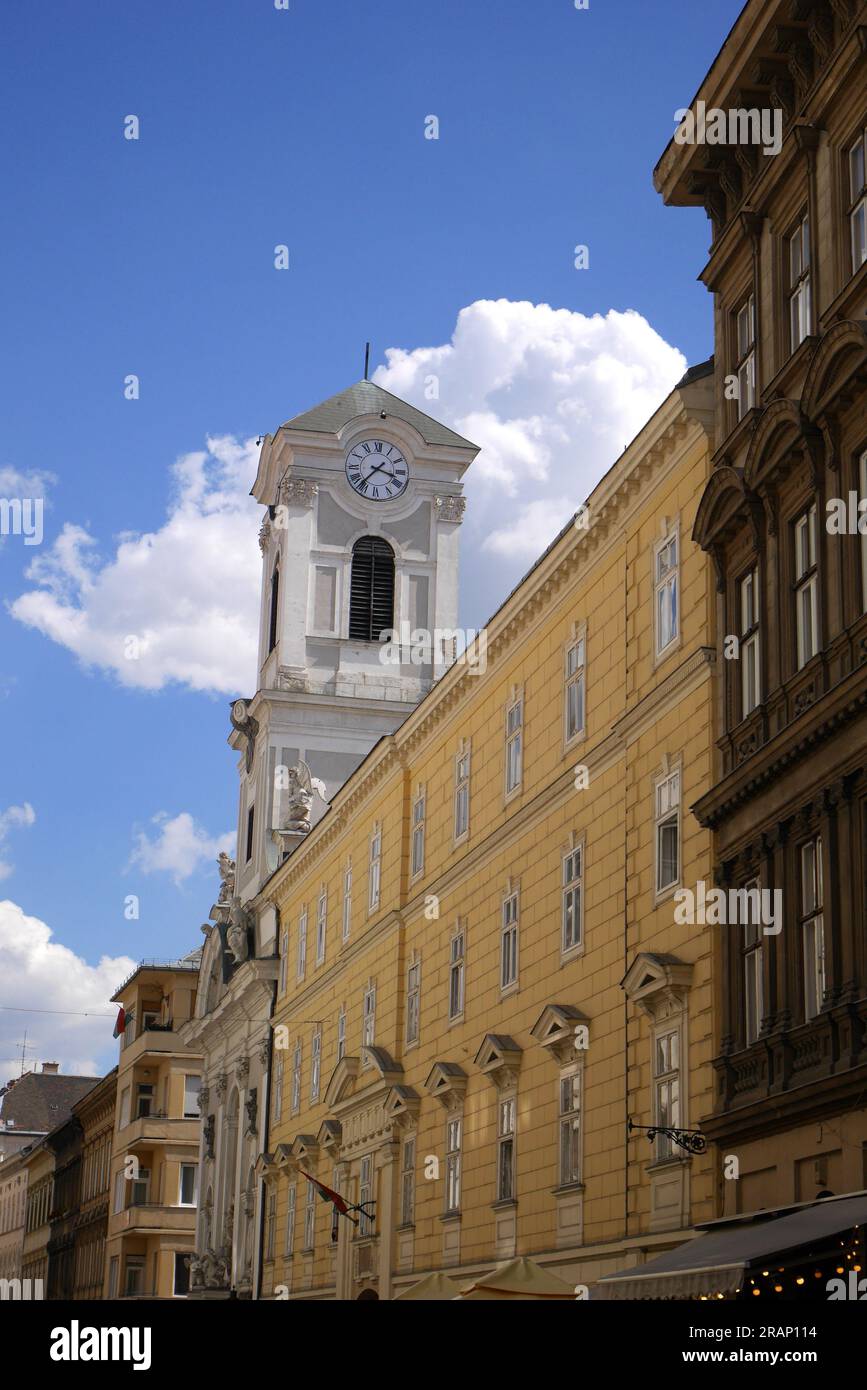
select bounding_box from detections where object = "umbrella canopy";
[456,1256,576,1300]
[393,1271,462,1301]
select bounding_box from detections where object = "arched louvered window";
[349,537,395,641]
[268,564,280,653]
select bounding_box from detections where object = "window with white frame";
[565,636,586,741]
[501,892,518,989]
[303,1180,316,1249]
[273,1055,283,1123]
[496,1097,516,1202]
[337,1005,346,1061]
[448,928,465,1020]
[296,908,307,982]
[740,567,761,717]
[654,531,679,657]
[559,1071,581,1186]
[655,769,680,895]
[265,1190,277,1260]
[369,828,381,911]
[359,1155,374,1236]
[801,837,825,1020]
[562,846,583,954]
[742,878,764,1045]
[130,1165,150,1207]
[285,1183,296,1256]
[362,984,376,1058]
[316,889,327,966]
[795,504,819,668]
[788,212,811,351]
[279,929,288,995]
[735,293,756,419]
[291,1040,302,1114]
[400,1135,415,1226]
[654,1028,680,1160]
[860,452,867,613]
[183,1074,201,1119]
[445,1117,461,1212]
[178,1163,197,1207]
[454,747,470,840]
[406,961,420,1045]
[342,861,352,941]
[411,789,425,877]
[505,697,523,794]
[849,127,867,272]
[310,1028,321,1102]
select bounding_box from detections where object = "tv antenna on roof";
[15,1030,36,1078]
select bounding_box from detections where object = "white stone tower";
[229,379,478,903]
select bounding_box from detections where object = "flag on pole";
[112,1006,125,1039]
[299,1168,351,1216]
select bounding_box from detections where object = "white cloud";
[374,299,687,611]
[7,301,687,688]
[0,803,36,881]
[0,465,54,499]
[129,812,235,887]
[0,899,136,1080]
[8,437,261,694]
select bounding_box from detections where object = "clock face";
[345,439,409,501]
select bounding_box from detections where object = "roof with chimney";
[0,1067,98,1138]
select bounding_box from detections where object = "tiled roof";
[0,1071,98,1136]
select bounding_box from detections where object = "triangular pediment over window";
[385,1085,421,1126]
[424,1061,468,1107]
[317,1119,342,1151]
[530,1004,590,1063]
[622,952,693,1018]
[473,1034,523,1088]
[254,1152,277,1180]
[324,1055,360,1109]
[290,1134,319,1164]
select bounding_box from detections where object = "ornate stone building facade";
[258,367,717,1298]
[656,0,867,1215]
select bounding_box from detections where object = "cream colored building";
[258,362,718,1298]
[103,957,203,1299]
[0,1147,29,1287]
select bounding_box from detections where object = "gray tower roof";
[279,379,477,451]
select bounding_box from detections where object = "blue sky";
[0,0,741,1077]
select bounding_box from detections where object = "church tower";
[229,379,478,903]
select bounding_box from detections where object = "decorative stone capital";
[236,1055,250,1087]
[256,1037,271,1069]
[258,518,271,553]
[278,475,318,508]
[214,1072,228,1101]
[434,494,466,524]
[198,1086,210,1113]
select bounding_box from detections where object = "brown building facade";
[656,0,867,1215]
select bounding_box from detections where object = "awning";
[456,1256,576,1300]
[594,1192,867,1300]
[393,1271,461,1301]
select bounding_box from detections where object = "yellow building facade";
[260,364,718,1298]
[104,958,203,1299]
